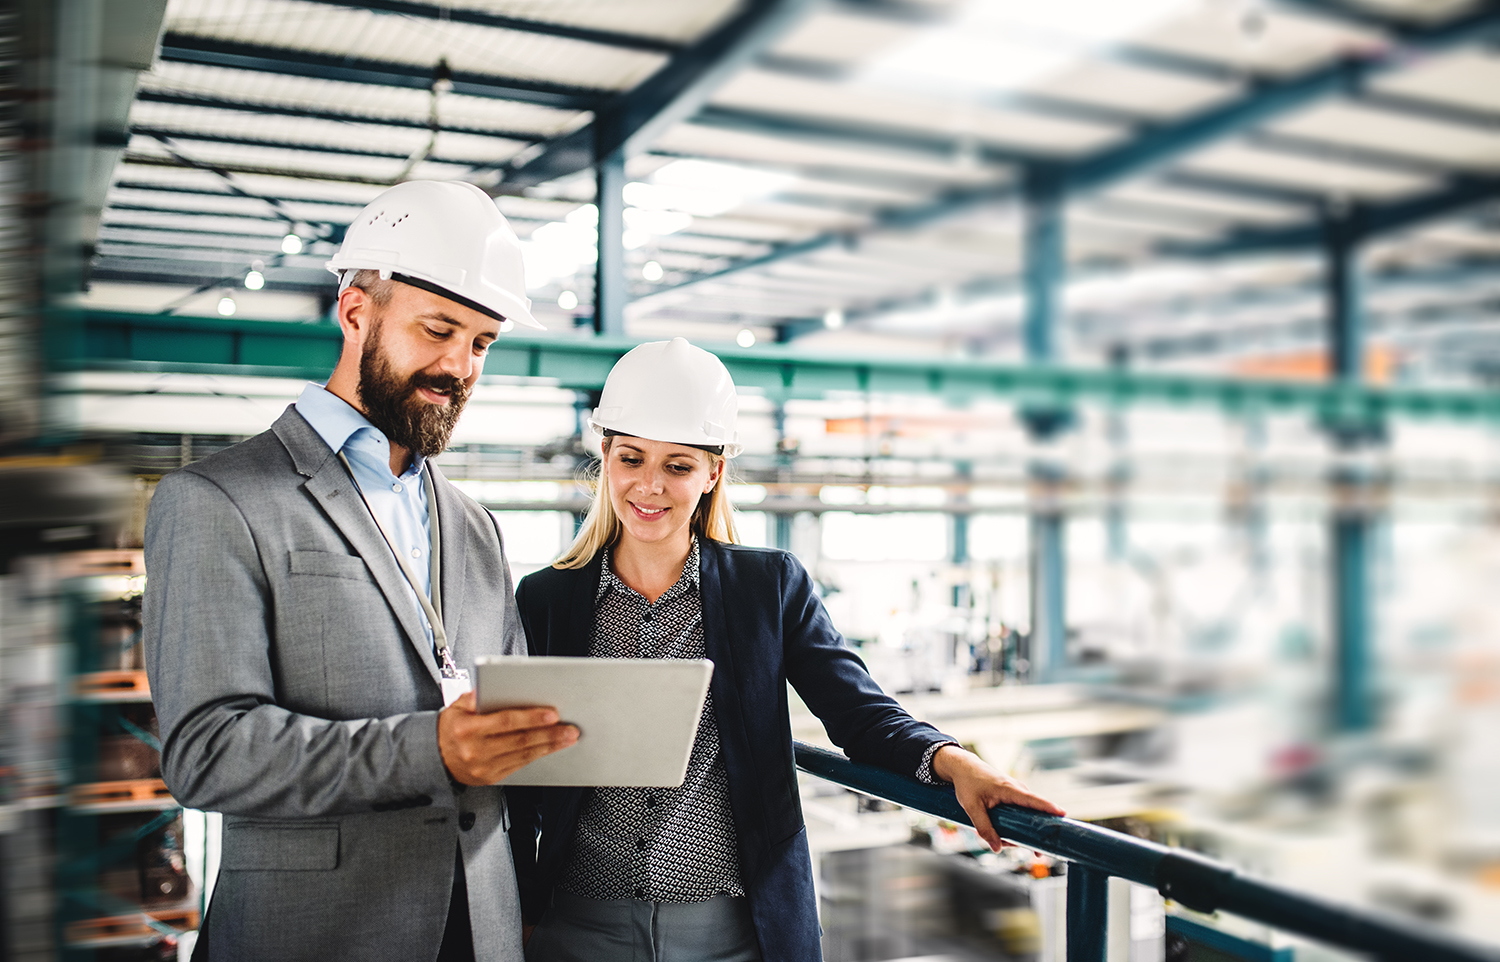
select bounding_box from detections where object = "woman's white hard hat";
[326,179,543,330]
[590,337,743,457]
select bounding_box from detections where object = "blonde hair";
[553,436,739,569]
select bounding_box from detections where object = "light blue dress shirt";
[295,382,437,651]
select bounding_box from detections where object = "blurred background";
[4,0,1500,958]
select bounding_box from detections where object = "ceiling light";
[281,233,303,255]
[824,308,845,329]
[565,204,599,227]
[642,261,664,282]
[244,270,265,290]
[736,329,756,348]
[622,229,649,251]
[217,296,236,316]
[557,290,578,311]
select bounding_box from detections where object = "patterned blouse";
[558,539,953,903]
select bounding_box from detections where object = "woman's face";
[604,436,723,551]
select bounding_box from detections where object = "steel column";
[1024,167,1069,681]
[1029,509,1067,681]
[1066,864,1109,962]
[1326,211,1375,733]
[593,148,626,337]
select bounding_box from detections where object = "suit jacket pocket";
[288,550,370,582]
[222,821,339,871]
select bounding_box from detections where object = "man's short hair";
[348,269,395,308]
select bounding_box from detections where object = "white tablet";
[473,656,714,787]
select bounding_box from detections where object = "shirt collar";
[295,382,427,480]
[598,538,701,601]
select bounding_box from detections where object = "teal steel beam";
[157,33,607,111]
[52,309,1500,421]
[594,149,626,336]
[131,89,547,143]
[501,0,817,190]
[1173,175,1500,258]
[648,5,1500,300]
[286,0,680,54]
[1325,207,1377,735]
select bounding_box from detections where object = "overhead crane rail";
[793,741,1500,962]
[55,308,1500,424]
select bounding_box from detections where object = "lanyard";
[336,452,466,683]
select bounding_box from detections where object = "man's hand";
[438,691,579,786]
[932,745,1065,852]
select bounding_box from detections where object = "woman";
[509,338,1062,962]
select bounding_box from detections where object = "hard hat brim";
[389,272,544,330]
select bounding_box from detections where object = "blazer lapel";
[560,554,603,657]
[697,542,764,839]
[427,462,468,652]
[274,406,442,688]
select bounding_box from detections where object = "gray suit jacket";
[144,405,526,962]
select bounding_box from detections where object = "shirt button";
[411,548,421,558]
[392,482,402,493]
[636,837,647,851]
[643,611,653,622]
[635,887,646,899]
[645,795,657,809]
[459,812,475,831]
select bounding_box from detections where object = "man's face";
[354,282,500,459]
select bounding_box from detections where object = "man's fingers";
[479,706,561,733]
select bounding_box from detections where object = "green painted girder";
[49,309,1500,422]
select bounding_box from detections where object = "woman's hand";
[932,745,1065,852]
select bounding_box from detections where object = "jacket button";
[459,812,476,831]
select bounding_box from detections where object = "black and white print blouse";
[557,538,954,904]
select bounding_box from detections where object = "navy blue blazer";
[508,540,955,962]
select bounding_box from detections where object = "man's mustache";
[407,371,470,404]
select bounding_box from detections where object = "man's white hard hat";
[589,338,743,457]
[326,179,543,330]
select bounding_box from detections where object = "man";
[144,180,577,962]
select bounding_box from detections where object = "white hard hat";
[590,338,742,457]
[326,180,543,330]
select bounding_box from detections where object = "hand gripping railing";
[793,742,1500,962]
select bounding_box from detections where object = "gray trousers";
[525,889,762,962]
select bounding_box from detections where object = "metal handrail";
[793,741,1500,962]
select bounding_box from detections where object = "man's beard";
[357,322,470,459]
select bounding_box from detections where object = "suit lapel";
[274,406,442,688]
[427,462,468,654]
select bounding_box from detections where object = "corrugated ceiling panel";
[141,62,586,135]
[1177,141,1434,198]
[770,10,913,65]
[427,0,741,44]
[1098,181,1306,226]
[165,0,667,91]
[657,123,1008,185]
[1026,59,1237,121]
[712,70,1127,155]
[1135,5,1385,77]
[1270,101,1500,172]
[1370,49,1500,116]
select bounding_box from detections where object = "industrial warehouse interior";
[4,0,1500,959]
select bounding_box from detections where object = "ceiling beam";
[128,126,514,168]
[133,89,547,143]
[1169,175,1500,257]
[500,0,818,189]
[157,33,608,112]
[648,3,1500,303]
[287,0,680,54]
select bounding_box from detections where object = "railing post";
[1066,863,1109,962]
